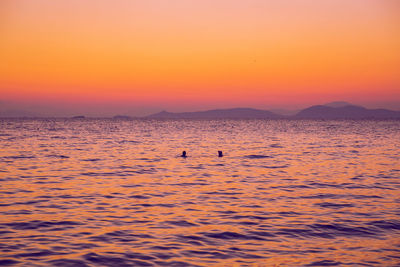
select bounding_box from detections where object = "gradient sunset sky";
[1,0,399,116]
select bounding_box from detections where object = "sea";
[0,118,399,266]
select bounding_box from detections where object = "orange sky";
[0,0,399,115]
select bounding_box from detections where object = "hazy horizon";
[1,98,400,117]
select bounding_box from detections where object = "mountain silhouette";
[294,104,400,119]
[323,101,354,108]
[147,108,282,119]
[147,104,400,119]
[1,102,399,119]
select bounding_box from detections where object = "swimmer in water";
[218,151,223,157]
[181,151,187,157]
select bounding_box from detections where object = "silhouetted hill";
[323,101,353,108]
[147,108,282,119]
[295,105,400,119]
[269,108,298,116]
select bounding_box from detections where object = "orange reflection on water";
[0,119,399,265]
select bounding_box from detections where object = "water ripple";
[0,119,399,266]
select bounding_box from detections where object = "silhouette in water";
[181,151,187,157]
[218,151,223,157]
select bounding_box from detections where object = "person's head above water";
[218,151,223,157]
[181,151,187,157]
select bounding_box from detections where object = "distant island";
[294,104,400,119]
[146,108,282,119]
[146,102,400,119]
[71,115,86,119]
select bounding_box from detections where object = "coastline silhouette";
[146,103,400,120]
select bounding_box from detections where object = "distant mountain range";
[146,103,400,119]
[146,108,282,119]
[1,102,399,119]
[294,104,400,119]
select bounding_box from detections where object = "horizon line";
[1,103,400,119]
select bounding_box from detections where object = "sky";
[0,0,399,116]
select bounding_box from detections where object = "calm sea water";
[0,119,399,266]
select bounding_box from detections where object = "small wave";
[0,230,14,235]
[299,193,382,200]
[3,155,36,159]
[171,182,209,186]
[136,158,165,163]
[124,252,156,261]
[81,158,101,162]
[229,215,272,221]
[118,140,140,144]
[133,168,158,174]
[188,165,205,170]
[156,260,199,266]
[215,210,238,214]
[306,260,342,266]
[50,136,67,139]
[165,220,197,227]
[121,184,143,188]
[274,227,332,239]
[14,249,60,258]
[0,259,20,266]
[46,154,69,159]
[270,144,283,148]
[181,249,232,259]
[151,245,181,251]
[47,128,65,132]
[2,209,32,215]
[270,185,309,190]
[316,202,355,209]
[277,211,302,216]
[177,234,208,243]
[309,223,377,237]
[262,165,289,169]
[245,155,272,159]
[308,182,341,188]
[129,194,150,199]
[204,191,243,195]
[5,220,82,230]
[81,171,130,177]
[354,194,382,199]
[89,230,153,243]
[47,259,89,267]
[2,199,48,206]
[203,231,265,240]
[248,231,276,238]
[368,220,400,231]
[83,252,153,266]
